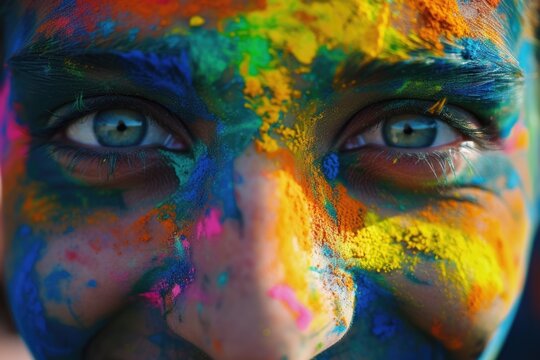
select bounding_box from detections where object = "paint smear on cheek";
[268,284,313,331]
[0,77,28,156]
[196,208,223,240]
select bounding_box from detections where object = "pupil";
[403,124,413,135]
[382,116,437,148]
[117,121,127,132]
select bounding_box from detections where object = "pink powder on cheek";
[196,208,223,240]
[268,284,313,331]
[0,77,28,158]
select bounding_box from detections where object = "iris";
[93,110,148,147]
[382,116,437,148]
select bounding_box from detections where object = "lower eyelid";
[341,144,473,189]
[48,143,179,187]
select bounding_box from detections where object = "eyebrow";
[8,47,524,134]
[7,49,215,126]
[335,53,523,133]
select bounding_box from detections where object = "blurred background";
[499,227,540,359]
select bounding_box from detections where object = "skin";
[1,0,539,359]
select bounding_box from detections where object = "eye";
[65,109,186,150]
[336,100,494,189]
[342,114,461,151]
[43,96,194,188]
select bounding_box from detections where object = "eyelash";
[31,96,191,185]
[336,100,500,189]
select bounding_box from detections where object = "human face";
[1,1,539,359]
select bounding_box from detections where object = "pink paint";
[268,284,313,331]
[196,208,223,240]
[64,249,93,266]
[139,291,163,309]
[0,77,28,158]
[171,283,182,299]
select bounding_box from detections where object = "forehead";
[6,0,525,61]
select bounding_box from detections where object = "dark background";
[499,227,540,359]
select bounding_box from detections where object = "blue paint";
[506,170,521,189]
[86,279,97,288]
[324,200,338,222]
[127,28,140,42]
[98,19,116,37]
[8,226,93,359]
[44,267,71,302]
[217,271,229,288]
[459,38,481,61]
[371,313,398,339]
[178,154,214,204]
[322,153,340,180]
[115,50,214,121]
[353,273,379,312]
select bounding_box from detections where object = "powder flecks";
[333,214,504,313]
[268,284,313,331]
[407,0,471,51]
[244,67,294,153]
[44,268,72,303]
[427,97,447,115]
[189,15,206,27]
[196,208,223,240]
[322,153,340,181]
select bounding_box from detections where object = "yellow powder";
[333,215,504,310]
[189,15,205,27]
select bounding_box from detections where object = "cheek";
[34,208,183,325]
[319,156,531,353]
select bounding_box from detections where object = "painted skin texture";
[1,0,539,359]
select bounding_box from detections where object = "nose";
[165,148,355,360]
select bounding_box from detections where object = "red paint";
[36,16,74,37]
[65,250,78,262]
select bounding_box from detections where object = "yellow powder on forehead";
[238,0,509,154]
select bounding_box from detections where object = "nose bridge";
[233,149,313,260]
[165,149,357,360]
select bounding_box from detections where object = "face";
[1,1,539,359]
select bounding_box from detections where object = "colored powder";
[427,97,447,115]
[44,268,72,303]
[269,168,328,330]
[431,320,463,350]
[98,19,116,37]
[171,284,182,299]
[371,313,398,339]
[0,77,28,156]
[86,280,97,288]
[460,38,481,60]
[216,271,229,288]
[196,208,223,239]
[322,153,340,181]
[406,0,470,51]
[268,284,313,331]
[189,15,205,27]
[332,214,504,313]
